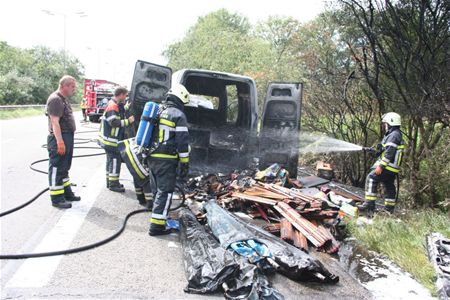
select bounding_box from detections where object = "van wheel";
[89,115,100,123]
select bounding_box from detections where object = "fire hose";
[0,128,185,259]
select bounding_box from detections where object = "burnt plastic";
[204,201,339,283]
[179,208,239,294]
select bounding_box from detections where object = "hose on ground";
[0,208,150,259]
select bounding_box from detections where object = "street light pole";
[63,13,66,70]
[42,9,87,71]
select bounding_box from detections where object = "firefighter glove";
[367,147,378,158]
[374,165,383,175]
[179,162,189,182]
[57,141,66,156]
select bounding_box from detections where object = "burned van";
[129,60,302,178]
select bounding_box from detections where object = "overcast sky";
[1,0,326,86]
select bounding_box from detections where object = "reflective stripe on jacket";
[98,99,130,148]
[374,127,405,173]
[150,99,189,163]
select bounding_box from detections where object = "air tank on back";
[136,101,159,147]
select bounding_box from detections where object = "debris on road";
[178,163,365,298]
[426,232,450,300]
[184,164,361,254]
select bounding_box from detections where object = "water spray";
[299,132,364,154]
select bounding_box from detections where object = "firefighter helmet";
[168,84,190,104]
[381,112,401,126]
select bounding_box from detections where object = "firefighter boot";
[358,201,375,218]
[383,205,395,214]
[52,195,72,209]
[107,178,124,189]
[148,224,172,236]
[64,186,81,202]
[136,193,146,207]
[109,181,125,193]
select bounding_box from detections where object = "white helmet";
[168,84,190,104]
[381,112,401,126]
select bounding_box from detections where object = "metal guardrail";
[0,105,46,110]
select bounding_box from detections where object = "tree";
[255,16,304,81]
[26,46,84,103]
[337,0,450,206]
[163,9,276,107]
[0,42,84,104]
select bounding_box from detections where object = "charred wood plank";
[292,230,309,252]
[280,218,294,242]
[275,202,330,248]
[231,192,278,206]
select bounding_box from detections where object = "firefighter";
[46,75,80,209]
[359,112,405,217]
[80,97,88,121]
[117,97,152,206]
[148,84,190,236]
[98,87,135,192]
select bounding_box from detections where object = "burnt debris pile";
[178,163,364,299]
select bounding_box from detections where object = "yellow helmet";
[381,112,401,126]
[168,84,190,104]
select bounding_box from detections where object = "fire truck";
[83,79,120,122]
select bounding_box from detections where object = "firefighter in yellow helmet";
[359,112,405,217]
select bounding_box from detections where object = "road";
[1,113,370,299]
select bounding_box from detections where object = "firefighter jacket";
[98,99,131,150]
[374,126,405,173]
[150,97,189,163]
[80,98,88,109]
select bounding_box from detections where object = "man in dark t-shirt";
[46,75,80,208]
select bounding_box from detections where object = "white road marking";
[5,168,104,288]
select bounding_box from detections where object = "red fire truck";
[83,79,120,122]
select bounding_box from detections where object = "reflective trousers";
[48,132,74,203]
[105,149,121,185]
[365,168,397,207]
[134,179,154,202]
[148,159,177,229]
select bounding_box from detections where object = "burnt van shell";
[128,61,302,177]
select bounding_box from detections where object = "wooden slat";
[263,223,281,233]
[244,186,286,200]
[231,192,278,206]
[280,218,294,242]
[275,202,330,247]
[293,229,309,251]
[273,205,322,247]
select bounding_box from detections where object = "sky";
[0,0,326,87]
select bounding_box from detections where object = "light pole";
[42,10,87,70]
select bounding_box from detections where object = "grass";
[0,106,80,120]
[0,107,46,119]
[348,209,450,295]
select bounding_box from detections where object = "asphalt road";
[1,112,371,299]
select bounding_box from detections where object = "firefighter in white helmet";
[359,112,405,217]
[147,84,190,236]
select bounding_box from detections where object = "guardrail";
[0,105,46,110]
